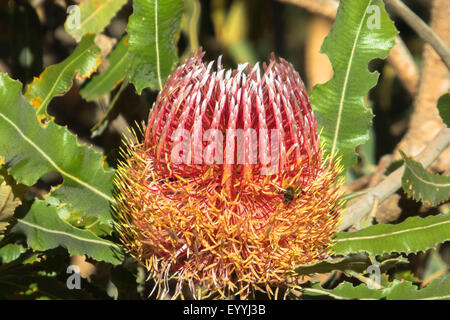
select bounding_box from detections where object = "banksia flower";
[114,50,344,299]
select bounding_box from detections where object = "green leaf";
[64,0,128,41]
[400,150,450,205]
[295,253,407,276]
[310,0,397,171]
[80,36,131,101]
[24,34,101,118]
[303,278,450,300]
[0,244,26,264]
[386,274,450,300]
[12,201,124,265]
[127,0,183,93]
[333,214,450,256]
[437,92,450,127]
[303,281,391,300]
[0,73,115,226]
[295,253,371,275]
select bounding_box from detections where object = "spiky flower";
[114,50,344,299]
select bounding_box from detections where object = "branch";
[339,126,450,231]
[393,0,450,171]
[277,0,419,96]
[384,0,450,70]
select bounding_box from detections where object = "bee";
[283,185,303,203]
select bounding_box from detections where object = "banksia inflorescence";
[114,50,344,299]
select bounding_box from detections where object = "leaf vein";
[331,1,372,156]
[335,219,450,242]
[17,218,120,249]
[0,112,114,203]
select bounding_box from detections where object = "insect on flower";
[113,49,344,300]
[283,185,303,203]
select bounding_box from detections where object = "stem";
[384,0,450,70]
[339,126,450,231]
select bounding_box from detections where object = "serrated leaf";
[127,0,183,93]
[386,274,450,300]
[310,0,397,171]
[0,180,21,233]
[295,253,407,276]
[0,73,114,226]
[303,281,393,300]
[24,34,101,117]
[12,201,124,265]
[64,210,112,237]
[0,244,26,264]
[303,278,448,300]
[64,0,127,41]
[295,253,371,275]
[400,150,450,205]
[80,36,131,101]
[437,92,450,127]
[333,214,450,256]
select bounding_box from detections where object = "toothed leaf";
[400,151,450,206]
[333,214,450,256]
[303,277,450,300]
[12,201,124,265]
[127,0,183,93]
[80,36,130,101]
[303,281,395,300]
[64,0,128,41]
[24,34,101,117]
[310,0,397,172]
[386,274,450,300]
[0,73,114,227]
[0,244,26,264]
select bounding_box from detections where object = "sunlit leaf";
[24,34,101,118]
[127,0,183,93]
[310,0,397,172]
[302,281,392,300]
[0,73,115,227]
[12,201,124,265]
[80,36,131,101]
[295,253,371,275]
[303,277,450,300]
[295,253,407,276]
[0,244,26,264]
[333,214,450,256]
[400,151,450,205]
[65,0,128,41]
[386,274,450,300]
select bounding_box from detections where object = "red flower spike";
[114,50,344,299]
